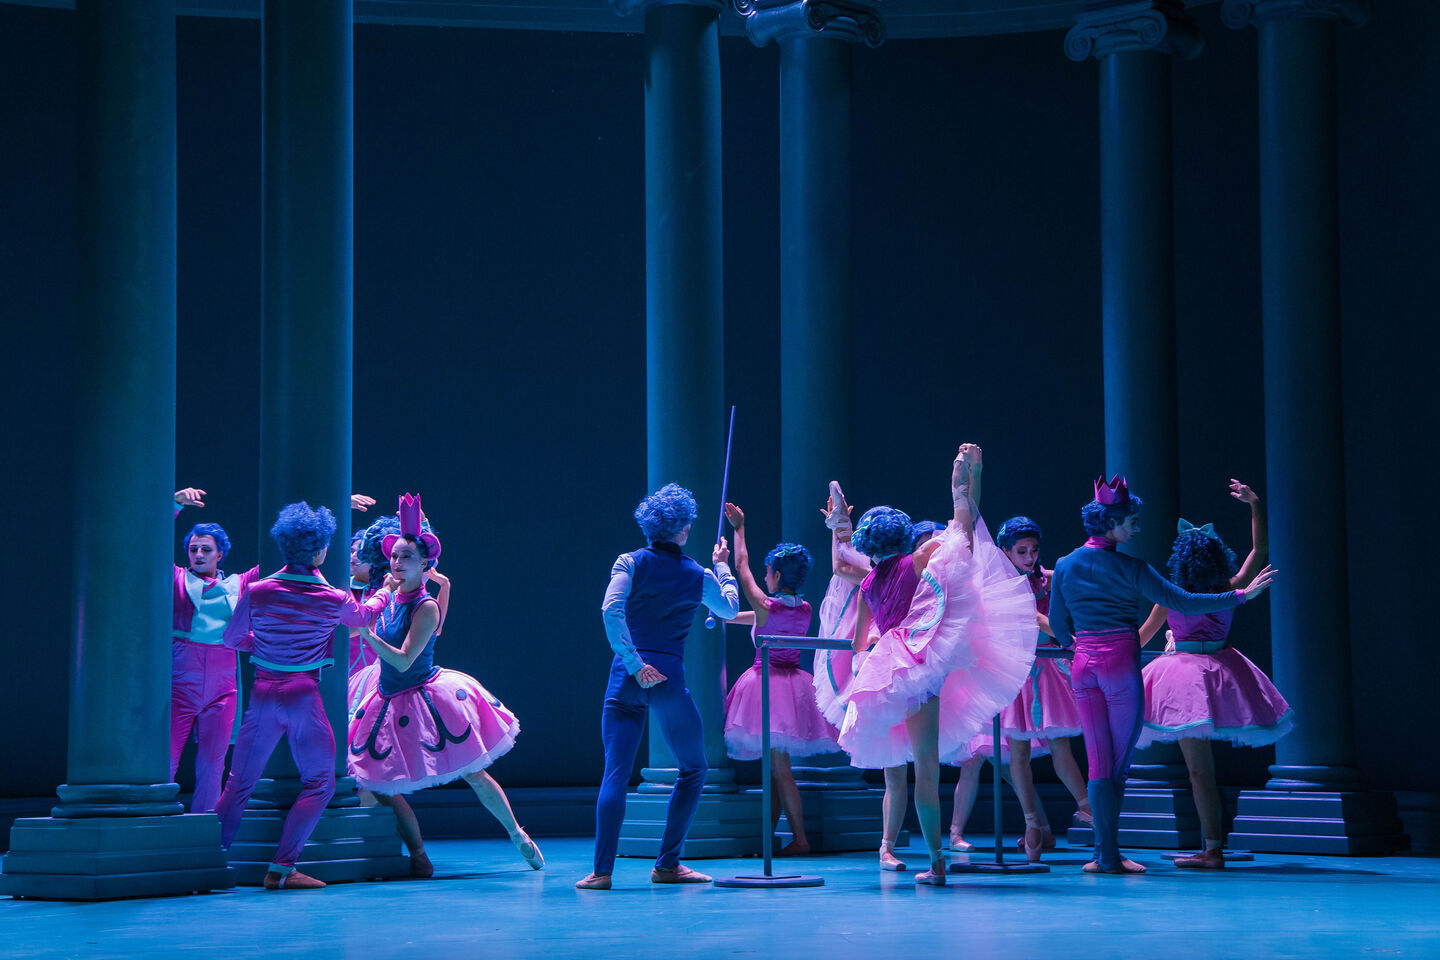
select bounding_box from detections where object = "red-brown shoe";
[1174,849,1225,870]
[264,869,325,890]
[651,863,712,884]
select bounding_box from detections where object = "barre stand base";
[715,874,825,888]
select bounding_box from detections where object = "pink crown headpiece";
[382,493,442,562]
[1094,474,1130,506]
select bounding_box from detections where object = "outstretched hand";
[712,537,730,566]
[174,487,206,508]
[635,664,667,688]
[724,502,745,529]
[1228,479,1259,504]
[351,494,376,512]
[1244,564,1277,599]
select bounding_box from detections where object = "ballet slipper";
[264,869,325,890]
[408,849,434,878]
[575,872,612,890]
[777,839,811,857]
[915,859,947,886]
[1075,799,1094,826]
[949,831,975,854]
[511,829,544,870]
[1023,815,1045,864]
[1174,848,1225,870]
[651,863,712,884]
[879,842,907,871]
[1084,858,1147,875]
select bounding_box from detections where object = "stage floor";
[7,838,1440,958]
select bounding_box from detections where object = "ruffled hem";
[838,519,1038,769]
[811,649,853,728]
[1136,710,1295,749]
[356,723,519,795]
[725,665,839,761]
[723,730,840,761]
[999,724,1082,742]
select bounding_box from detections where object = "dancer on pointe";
[170,487,260,813]
[721,502,837,856]
[577,483,739,890]
[840,445,1038,884]
[214,501,391,890]
[1048,475,1276,875]
[1135,480,1293,869]
[949,516,1091,860]
[349,495,541,877]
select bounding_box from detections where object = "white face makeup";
[388,539,425,585]
[187,535,222,577]
[1005,536,1041,572]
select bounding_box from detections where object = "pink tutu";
[997,653,1084,741]
[838,520,1039,769]
[1136,646,1294,749]
[947,731,1051,765]
[812,573,867,727]
[724,664,839,760]
[347,667,521,795]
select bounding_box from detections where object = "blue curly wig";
[270,501,336,567]
[184,522,231,561]
[910,519,946,545]
[997,516,1042,550]
[851,506,913,560]
[1080,495,1144,537]
[763,543,813,593]
[1167,529,1238,593]
[634,483,698,543]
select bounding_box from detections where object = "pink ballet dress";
[812,560,867,727]
[997,566,1084,743]
[1136,608,1294,749]
[347,588,521,794]
[838,519,1039,770]
[724,596,839,760]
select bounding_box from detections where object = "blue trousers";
[593,654,708,875]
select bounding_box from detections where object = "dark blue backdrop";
[1,3,1433,799]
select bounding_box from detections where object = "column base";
[1,814,233,901]
[618,789,762,859]
[1065,786,1204,850]
[637,766,739,794]
[225,803,410,885]
[1228,787,1408,856]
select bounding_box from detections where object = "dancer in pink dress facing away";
[722,503,838,856]
[349,495,542,877]
[840,445,1038,884]
[1136,480,1293,869]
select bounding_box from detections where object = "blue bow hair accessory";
[1177,518,1216,538]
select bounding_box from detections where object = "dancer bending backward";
[840,446,1038,884]
[721,503,838,856]
[949,516,1092,860]
[170,487,260,813]
[215,502,391,890]
[349,495,540,877]
[577,483,739,890]
[1135,480,1293,869]
[1048,476,1276,875]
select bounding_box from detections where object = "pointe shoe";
[651,863,712,884]
[575,872,612,890]
[1174,848,1225,870]
[1023,825,1045,864]
[264,869,325,890]
[949,831,975,853]
[409,850,434,878]
[915,861,947,886]
[511,829,545,870]
[1075,802,1094,826]
[879,843,907,871]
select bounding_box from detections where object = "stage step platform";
[226,804,410,885]
[1228,790,1408,855]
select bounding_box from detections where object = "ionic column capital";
[735,0,885,49]
[1065,0,1203,62]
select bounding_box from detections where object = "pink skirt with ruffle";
[837,521,1039,770]
[347,665,521,795]
[997,655,1084,741]
[724,664,839,760]
[1136,646,1294,749]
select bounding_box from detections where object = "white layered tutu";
[837,519,1039,769]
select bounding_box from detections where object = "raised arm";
[361,597,439,671]
[1229,479,1268,589]
[724,503,770,628]
[851,595,875,653]
[426,567,451,635]
[701,537,740,620]
[1132,560,1274,614]
[949,443,981,546]
[824,481,870,585]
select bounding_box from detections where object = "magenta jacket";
[172,564,261,643]
[223,565,389,672]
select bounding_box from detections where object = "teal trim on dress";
[1142,708,1295,735]
[268,572,326,585]
[913,571,945,631]
[825,586,860,695]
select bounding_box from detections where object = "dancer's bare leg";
[880,764,908,870]
[464,770,544,869]
[950,756,983,850]
[1175,738,1225,868]
[771,750,811,855]
[906,698,945,883]
[1049,737,1093,823]
[374,792,432,877]
[1008,738,1048,861]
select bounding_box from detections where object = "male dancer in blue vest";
[577,483,739,890]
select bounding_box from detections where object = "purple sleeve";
[1132,562,1239,615]
[339,590,388,627]
[223,584,255,652]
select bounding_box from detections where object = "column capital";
[1220,0,1370,29]
[611,0,723,17]
[736,0,885,49]
[1065,0,1203,62]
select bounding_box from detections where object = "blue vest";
[377,593,440,695]
[625,542,704,661]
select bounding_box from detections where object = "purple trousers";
[215,669,335,872]
[169,641,238,813]
[1071,629,1143,870]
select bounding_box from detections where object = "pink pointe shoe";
[879,841,907,871]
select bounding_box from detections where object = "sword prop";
[706,405,737,629]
